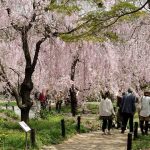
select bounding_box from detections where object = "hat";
[128,88,132,93]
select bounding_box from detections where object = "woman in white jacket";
[139,91,150,135]
[99,91,115,135]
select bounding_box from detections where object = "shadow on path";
[41,130,127,150]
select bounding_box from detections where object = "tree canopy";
[45,0,149,42]
[0,0,150,122]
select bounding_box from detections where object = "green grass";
[4,101,149,149]
[0,101,16,106]
[133,134,150,150]
[0,109,19,120]
[0,109,89,150]
[86,103,99,114]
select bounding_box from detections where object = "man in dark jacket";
[121,88,136,133]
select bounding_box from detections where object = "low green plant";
[0,101,16,106]
[0,107,91,149]
[133,134,150,150]
[86,103,99,114]
[0,109,19,120]
[39,109,49,119]
[5,110,19,120]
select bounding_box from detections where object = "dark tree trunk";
[69,52,80,116]
[69,85,77,117]
[21,107,30,123]
[20,70,33,122]
[3,8,47,123]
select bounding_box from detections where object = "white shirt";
[140,96,150,117]
[99,98,115,116]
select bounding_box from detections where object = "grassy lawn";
[1,101,149,150]
[133,134,150,150]
[0,101,17,107]
[0,106,92,150]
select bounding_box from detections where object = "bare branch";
[70,50,80,81]
[11,22,23,32]
[9,67,21,93]
[52,19,91,37]
[102,0,148,29]
[21,29,32,67]
[0,60,21,106]
[27,12,37,31]
[32,37,48,71]
[53,0,148,37]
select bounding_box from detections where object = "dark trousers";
[56,101,62,113]
[140,120,149,134]
[41,102,47,110]
[121,112,134,132]
[102,116,112,132]
[117,109,122,128]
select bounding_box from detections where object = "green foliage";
[0,109,19,120]
[5,110,19,120]
[0,101,16,106]
[133,134,150,150]
[39,109,49,119]
[0,110,89,149]
[104,31,119,42]
[1,121,20,130]
[46,1,80,15]
[0,105,99,149]
[111,2,138,15]
[0,131,25,150]
[86,103,99,114]
[59,1,145,42]
[86,93,98,102]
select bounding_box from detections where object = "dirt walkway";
[41,130,128,150]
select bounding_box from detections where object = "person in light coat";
[99,91,115,135]
[139,91,150,135]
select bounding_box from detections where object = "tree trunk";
[20,74,33,123]
[21,107,30,123]
[69,85,77,117]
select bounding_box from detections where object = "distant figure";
[34,91,40,112]
[39,89,47,110]
[99,91,115,135]
[116,95,122,129]
[139,91,150,135]
[116,92,126,129]
[56,91,63,113]
[121,88,136,133]
[45,89,51,111]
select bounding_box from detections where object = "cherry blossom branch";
[0,60,21,107]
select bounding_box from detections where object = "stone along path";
[41,130,128,150]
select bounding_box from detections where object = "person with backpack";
[139,91,150,135]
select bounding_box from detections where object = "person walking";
[116,95,122,129]
[99,91,115,135]
[39,89,47,110]
[34,90,40,113]
[120,88,136,133]
[56,91,63,113]
[139,91,150,135]
[116,92,126,129]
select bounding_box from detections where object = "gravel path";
[41,130,128,150]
